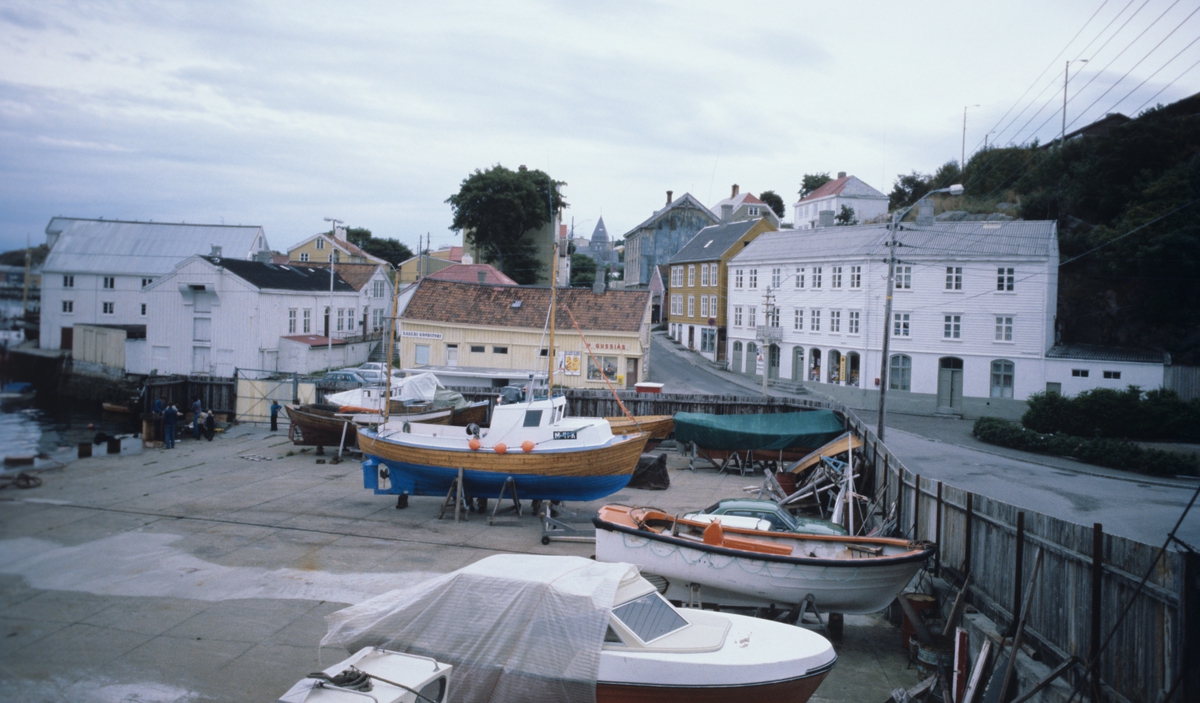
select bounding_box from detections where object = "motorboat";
[358,390,647,502]
[277,645,451,703]
[0,382,36,405]
[594,504,934,614]
[604,414,674,446]
[320,554,836,703]
[286,403,453,449]
[325,373,490,427]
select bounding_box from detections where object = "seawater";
[0,398,138,462]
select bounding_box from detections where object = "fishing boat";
[277,646,452,703]
[321,554,836,703]
[594,505,934,614]
[604,414,674,439]
[674,410,845,467]
[286,403,454,448]
[325,374,490,427]
[0,382,36,404]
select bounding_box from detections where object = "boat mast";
[383,272,401,423]
[548,238,556,390]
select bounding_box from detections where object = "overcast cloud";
[1,0,1197,255]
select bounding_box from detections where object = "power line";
[1105,33,1200,114]
[1132,53,1200,113]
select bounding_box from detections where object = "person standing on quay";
[269,400,282,432]
[191,397,203,439]
[163,403,178,449]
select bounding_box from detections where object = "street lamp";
[962,105,980,171]
[323,217,343,372]
[1062,59,1089,146]
[876,184,964,441]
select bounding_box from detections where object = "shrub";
[972,416,1200,477]
[1020,386,1200,442]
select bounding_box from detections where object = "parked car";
[353,364,388,384]
[685,498,847,536]
[317,371,369,396]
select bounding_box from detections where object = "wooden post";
[1089,523,1103,702]
[1010,511,1026,637]
[935,481,944,577]
[912,473,922,540]
[964,492,974,577]
[1183,547,1200,703]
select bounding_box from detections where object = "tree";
[835,205,858,226]
[758,190,786,218]
[799,172,832,197]
[339,226,414,267]
[446,164,568,285]
[888,170,931,210]
[570,253,597,287]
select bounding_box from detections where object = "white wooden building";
[793,173,889,229]
[39,218,270,351]
[143,256,369,377]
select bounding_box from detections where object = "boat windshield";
[612,593,688,643]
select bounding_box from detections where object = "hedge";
[972,416,1200,477]
[1022,386,1200,443]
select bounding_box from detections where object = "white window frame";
[288,309,297,334]
[771,268,781,289]
[63,275,74,288]
[103,276,115,289]
[688,265,695,287]
[748,306,757,327]
[831,266,842,288]
[893,312,910,337]
[896,265,912,290]
[997,267,1015,292]
[700,295,708,317]
[140,303,147,316]
[102,301,114,315]
[794,308,803,330]
[944,314,962,339]
[700,264,709,287]
[687,295,695,317]
[830,310,841,332]
[316,238,325,250]
[749,269,757,288]
[945,267,963,291]
[848,310,860,335]
[734,306,743,327]
[710,295,718,318]
[810,309,821,332]
[734,269,743,288]
[303,309,312,334]
[995,315,1014,342]
[812,267,822,288]
[795,267,805,288]
[849,265,861,289]
[62,300,74,314]
[299,252,310,262]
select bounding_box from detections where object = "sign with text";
[401,331,443,340]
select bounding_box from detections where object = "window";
[1072,369,1089,378]
[734,307,743,327]
[700,264,708,287]
[103,276,115,289]
[316,238,325,250]
[1104,370,1122,379]
[734,269,743,288]
[945,267,962,290]
[708,266,718,287]
[688,265,695,287]
[710,295,718,318]
[997,267,1015,291]
[995,316,1013,342]
[372,308,383,330]
[373,280,385,298]
[771,268,781,289]
[62,300,73,313]
[810,309,821,332]
[303,309,311,333]
[140,303,147,316]
[470,345,485,353]
[288,309,297,333]
[848,310,860,334]
[768,307,779,326]
[893,313,910,337]
[850,265,861,288]
[587,355,618,381]
[831,266,842,288]
[63,275,74,288]
[193,317,211,341]
[896,265,912,290]
[890,355,912,391]
[944,314,961,339]
[523,410,543,427]
[493,346,508,354]
[991,360,1015,398]
[749,269,757,288]
[336,308,345,332]
[795,267,805,288]
[299,252,310,262]
[687,296,694,317]
[540,348,549,357]
[102,301,114,315]
[748,206,760,217]
[415,344,430,365]
[748,306,756,327]
[700,296,708,317]
[701,328,716,352]
[827,309,839,332]
[671,294,682,316]
[612,592,688,643]
[142,278,154,288]
[812,267,822,288]
[793,308,802,330]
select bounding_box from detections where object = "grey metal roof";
[1046,343,1168,364]
[669,220,761,264]
[732,220,1058,264]
[591,217,609,243]
[622,193,717,239]
[42,217,268,275]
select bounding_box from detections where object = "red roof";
[798,176,850,203]
[741,193,765,205]
[271,253,290,265]
[427,263,518,285]
[281,335,348,347]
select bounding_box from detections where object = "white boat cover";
[321,554,635,703]
[397,372,442,403]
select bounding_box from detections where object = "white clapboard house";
[39,218,270,351]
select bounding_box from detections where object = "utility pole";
[323,217,342,372]
[759,286,777,398]
[962,104,979,171]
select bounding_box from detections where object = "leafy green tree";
[758,190,786,218]
[446,164,568,285]
[835,205,858,226]
[570,252,597,287]
[799,173,832,197]
[341,227,414,267]
[888,171,931,210]
[930,160,962,189]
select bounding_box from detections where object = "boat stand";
[438,467,470,522]
[787,594,831,638]
[488,476,522,525]
[538,502,594,545]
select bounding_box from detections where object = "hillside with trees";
[889,94,1200,363]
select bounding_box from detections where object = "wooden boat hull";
[594,506,933,614]
[101,402,132,414]
[449,400,489,427]
[596,669,830,703]
[604,415,674,439]
[359,428,648,502]
[285,404,360,447]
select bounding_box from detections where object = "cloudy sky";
[2,0,1197,256]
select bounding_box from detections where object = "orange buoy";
[469,438,481,450]
[494,443,507,454]
[521,440,534,453]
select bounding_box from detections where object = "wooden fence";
[143,374,236,414]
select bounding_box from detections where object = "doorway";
[446,344,458,367]
[687,326,695,349]
[732,341,743,374]
[626,358,638,387]
[60,327,73,350]
[791,346,805,382]
[937,357,964,412]
[767,344,780,380]
[746,342,758,376]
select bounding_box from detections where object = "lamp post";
[323,217,342,372]
[1062,59,1089,146]
[876,184,964,441]
[962,104,980,171]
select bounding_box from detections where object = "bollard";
[78,442,92,459]
[107,437,121,455]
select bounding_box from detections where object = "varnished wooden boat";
[101,402,133,414]
[287,403,453,448]
[604,414,674,439]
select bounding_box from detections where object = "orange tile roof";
[427,263,518,285]
[305,262,382,291]
[798,176,850,203]
[404,279,650,333]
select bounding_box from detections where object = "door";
[767,344,780,379]
[746,342,757,376]
[626,358,638,387]
[792,347,805,382]
[61,327,73,350]
[732,342,743,374]
[687,326,695,349]
[323,308,330,338]
[192,346,211,374]
[937,357,964,412]
[446,344,458,367]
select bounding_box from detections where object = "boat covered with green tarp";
[673,410,844,452]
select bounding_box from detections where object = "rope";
[561,304,638,427]
[0,472,43,490]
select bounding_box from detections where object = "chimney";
[731,184,740,198]
[254,250,272,263]
[666,190,673,204]
[210,245,222,258]
[817,210,835,228]
[721,204,733,223]
[916,200,935,226]
[333,226,346,241]
[592,279,606,294]
[477,270,487,284]
[837,171,847,179]
[461,253,474,264]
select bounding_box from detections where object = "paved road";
[647,331,1200,547]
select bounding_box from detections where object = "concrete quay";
[0,425,919,702]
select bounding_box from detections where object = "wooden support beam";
[996,547,1045,703]
[1010,657,1079,703]
[896,593,934,647]
[1009,511,1025,637]
[1089,522,1103,703]
[943,572,973,638]
[962,641,992,703]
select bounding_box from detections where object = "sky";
[1,0,1197,256]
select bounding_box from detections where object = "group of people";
[151,397,217,448]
